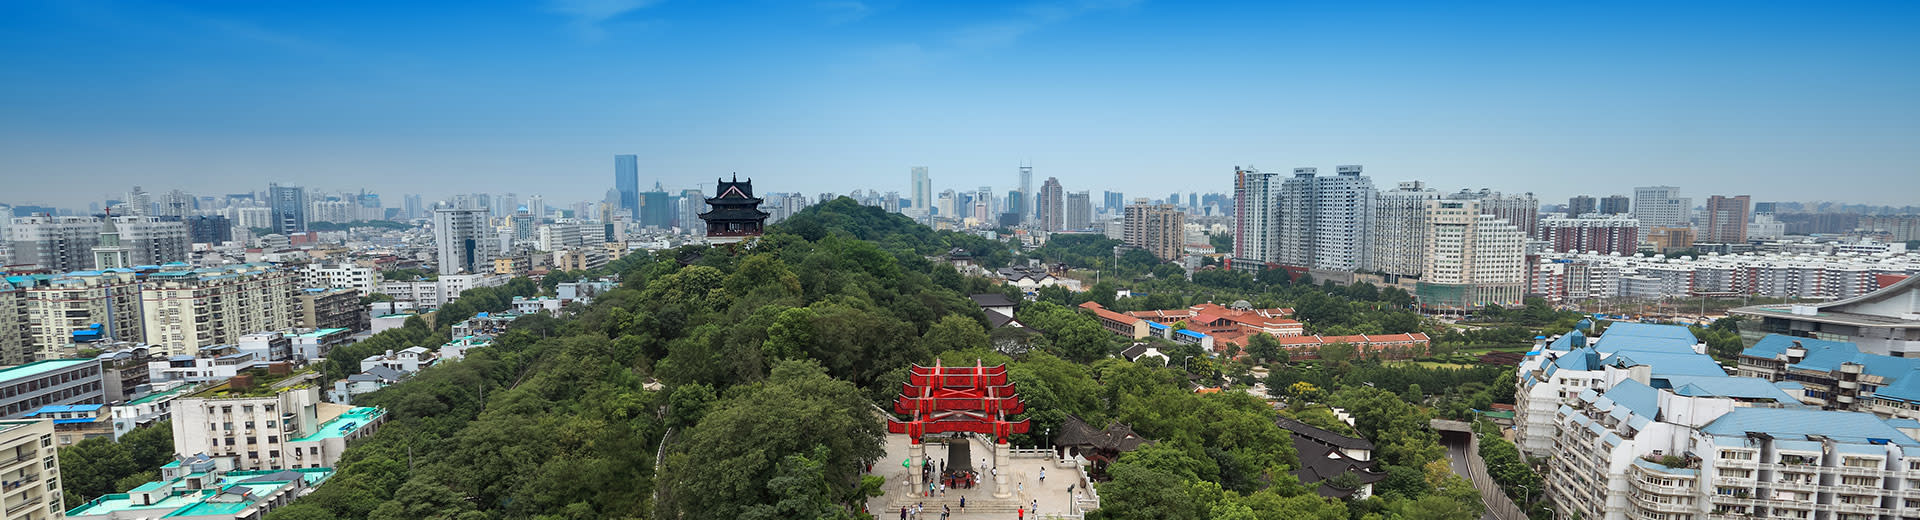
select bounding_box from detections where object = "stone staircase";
[883,494,1036,515]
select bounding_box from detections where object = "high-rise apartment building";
[5,216,184,271]
[141,263,298,356]
[1416,200,1526,309]
[1703,195,1751,244]
[1036,177,1065,231]
[1277,166,1374,271]
[268,184,306,234]
[1232,167,1282,264]
[615,154,640,220]
[1450,189,1540,238]
[159,189,194,219]
[910,167,931,214]
[1599,195,1630,215]
[18,270,145,357]
[1539,215,1641,255]
[1065,191,1092,230]
[1566,195,1597,217]
[935,190,958,218]
[434,208,497,276]
[0,281,23,365]
[1633,186,1691,228]
[0,419,66,518]
[1124,199,1186,261]
[1368,181,1440,277]
[679,189,707,235]
[184,215,233,244]
[171,377,387,472]
[8,215,101,272]
[1518,324,1920,520]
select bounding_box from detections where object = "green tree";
[920,314,990,354]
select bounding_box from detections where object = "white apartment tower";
[434,208,497,276]
[1634,186,1692,229]
[1420,200,1527,308]
[1065,191,1092,231]
[1368,180,1440,277]
[140,263,298,356]
[1233,167,1282,264]
[1277,166,1375,270]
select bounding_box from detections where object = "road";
[1443,436,1500,520]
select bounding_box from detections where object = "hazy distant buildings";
[1018,166,1034,225]
[1566,195,1597,217]
[615,154,640,220]
[268,184,307,234]
[639,183,671,228]
[910,167,931,216]
[1702,195,1751,244]
[1599,195,1631,215]
[1036,177,1064,231]
[434,208,497,276]
[1103,191,1125,214]
[1632,186,1690,229]
[1065,191,1092,230]
[8,215,102,272]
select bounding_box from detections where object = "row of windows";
[2,382,101,415]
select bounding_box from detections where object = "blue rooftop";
[1605,379,1661,418]
[1593,323,1700,354]
[1607,351,1728,377]
[1702,408,1920,446]
[25,404,103,415]
[1656,375,1800,404]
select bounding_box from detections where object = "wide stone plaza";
[866,431,1094,519]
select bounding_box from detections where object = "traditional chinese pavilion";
[887,360,1031,498]
[697,174,769,243]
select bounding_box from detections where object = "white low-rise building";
[359,347,434,375]
[170,371,387,471]
[110,382,197,440]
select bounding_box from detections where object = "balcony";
[1715,477,1755,488]
[0,453,36,470]
[1770,480,1818,492]
[3,495,39,515]
[1721,459,1758,469]
[1830,502,1885,515]
[1832,465,1883,477]
[1631,494,1696,515]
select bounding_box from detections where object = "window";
[267,436,277,443]
[269,450,279,458]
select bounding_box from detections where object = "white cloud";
[546,0,664,40]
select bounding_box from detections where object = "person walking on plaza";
[1039,467,1045,483]
[958,496,965,512]
[1018,505,1025,520]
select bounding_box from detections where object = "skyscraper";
[1703,195,1751,244]
[679,189,707,235]
[1036,177,1064,231]
[1632,186,1690,228]
[434,208,497,275]
[1599,195,1630,215]
[1368,180,1440,277]
[1566,195,1597,217]
[615,154,640,220]
[527,195,546,222]
[1018,165,1033,224]
[1103,191,1125,213]
[125,186,152,216]
[268,184,306,234]
[910,167,931,214]
[1065,191,1092,230]
[1277,166,1375,271]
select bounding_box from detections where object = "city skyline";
[3,2,1918,208]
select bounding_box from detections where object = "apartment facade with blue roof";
[1738,333,1920,422]
[1529,325,1920,520]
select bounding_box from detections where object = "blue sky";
[2,0,1918,209]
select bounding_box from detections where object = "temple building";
[697,174,769,244]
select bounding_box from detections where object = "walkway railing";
[1460,433,1530,520]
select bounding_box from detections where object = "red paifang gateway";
[887,360,1030,444]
